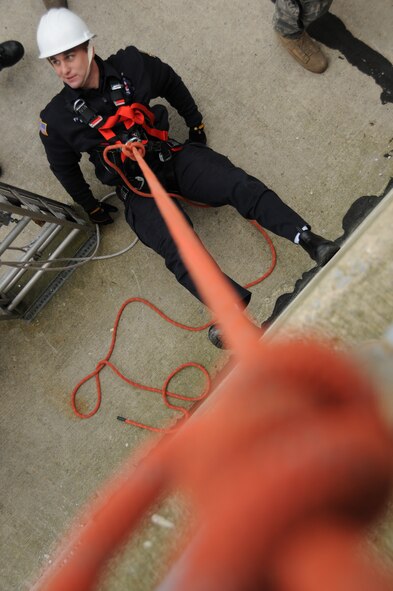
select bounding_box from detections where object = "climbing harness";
[73,93,182,190]
[72,74,134,128]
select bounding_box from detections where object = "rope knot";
[122,142,146,161]
[96,359,107,371]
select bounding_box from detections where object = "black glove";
[188,123,207,145]
[88,202,118,225]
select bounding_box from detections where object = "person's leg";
[173,144,339,265]
[273,0,332,36]
[273,0,303,38]
[123,190,251,306]
[273,0,332,73]
[299,0,333,30]
[174,144,306,241]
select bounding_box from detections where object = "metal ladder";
[0,181,96,320]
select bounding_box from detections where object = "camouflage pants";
[273,0,333,38]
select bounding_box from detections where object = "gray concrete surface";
[0,1,392,590]
[266,189,393,348]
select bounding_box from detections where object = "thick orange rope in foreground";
[33,145,393,591]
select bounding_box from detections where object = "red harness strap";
[98,102,169,142]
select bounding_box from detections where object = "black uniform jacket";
[39,46,203,212]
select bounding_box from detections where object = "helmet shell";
[37,8,95,59]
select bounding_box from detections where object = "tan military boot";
[277,31,328,73]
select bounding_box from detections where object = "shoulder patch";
[39,119,48,136]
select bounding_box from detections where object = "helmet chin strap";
[81,42,95,87]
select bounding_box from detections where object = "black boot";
[299,229,340,267]
[208,324,226,349]
[0,41,24,71]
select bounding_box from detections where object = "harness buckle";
[145,139,172,163]
[110,80,126,107]
[73,99,103,128]
[158,143,172,162]
[125,134,144,144]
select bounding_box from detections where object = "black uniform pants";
[124,143,307,304]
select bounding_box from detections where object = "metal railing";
[0,181,95,320]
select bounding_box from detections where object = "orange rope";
[103,142,210,207]
[71,142,276,430]
[37,340,393,591]
[34,143,393,591]
[71,297,211,432]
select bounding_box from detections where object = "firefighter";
[37,8,339,347]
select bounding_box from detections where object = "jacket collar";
[63,54,121,102]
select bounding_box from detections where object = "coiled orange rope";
[71,297,212,432]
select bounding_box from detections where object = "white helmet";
[37,8,95,59]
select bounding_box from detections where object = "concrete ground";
[0,1,392,590]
